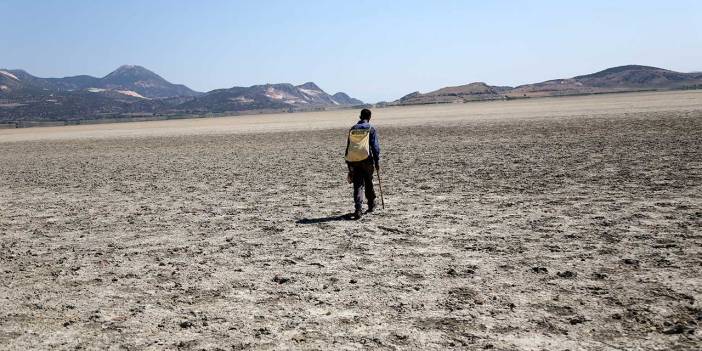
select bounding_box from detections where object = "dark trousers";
[348,159,376,211]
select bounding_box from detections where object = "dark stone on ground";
[557,271,577,278]
[531,267,548,274]
[273,275,290,284]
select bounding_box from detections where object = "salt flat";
[0,91,700,350]
[2,90,701,143]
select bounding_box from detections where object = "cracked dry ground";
[1,111,701,350]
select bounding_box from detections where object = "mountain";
[179,82,363,113]
[574,65,702,88]
[0,66,364,123]
[332,92,363,106]
[397,82,511,105]
[0,70,27,93]
[508,65,702,97]
[393,65,702,105]
[11,63,695,124]
[0,65,200,99]
[100,65,201,98]
[294,82,339,105]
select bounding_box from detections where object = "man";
[344,108,381,220]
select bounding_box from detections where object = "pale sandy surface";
[0,91,701,350]
[2,90,702,143]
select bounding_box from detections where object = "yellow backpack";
[345,128,371,162]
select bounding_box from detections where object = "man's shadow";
[296,213,354,224]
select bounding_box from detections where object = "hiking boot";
[367,202,376,213]
[353,209,363,220]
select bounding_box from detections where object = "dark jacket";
[345,119,380,166]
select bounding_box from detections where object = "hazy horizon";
[3,0,701,102]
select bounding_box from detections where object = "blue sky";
[2,0,700,102]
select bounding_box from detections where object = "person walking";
[344,108,381,220]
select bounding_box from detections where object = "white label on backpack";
[345,128,371,162]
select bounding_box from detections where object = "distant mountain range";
[178,81,363,114]
[2,64,700,125]
[397,82,512,105]
[0,65,365,123]
[0,65,200,99]
[393,65,702,105]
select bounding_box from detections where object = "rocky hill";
[508,65,702,98]
[99,65,201,98]
[393,65,702,105]
[179,82,363,114]
[0,65,200,99]
[332,92,364,106]
[398,82,511,104]
[0,66,364,123]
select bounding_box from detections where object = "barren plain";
[1,91,701,350]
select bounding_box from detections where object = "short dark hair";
[360,108,372,120]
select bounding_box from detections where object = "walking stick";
[376,166,385,209]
